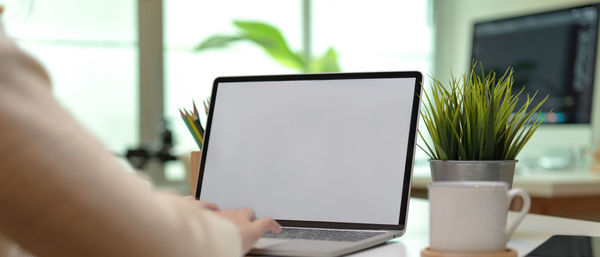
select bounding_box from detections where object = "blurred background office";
[2,0,432,191]
[3,0,600,219]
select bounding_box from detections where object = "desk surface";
[412,165,600,197]
[345,198,600,257]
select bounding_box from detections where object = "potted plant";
[419,66,547,187]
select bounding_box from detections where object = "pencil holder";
[189,151,202,194]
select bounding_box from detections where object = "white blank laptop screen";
[200,77,416,225]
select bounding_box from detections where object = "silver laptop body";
[195,72,422,257]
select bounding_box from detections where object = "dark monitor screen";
[471,4,599,124]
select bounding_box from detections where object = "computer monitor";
[471,4,600,124]
[471,4,600,170]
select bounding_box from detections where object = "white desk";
[345,198,600,257]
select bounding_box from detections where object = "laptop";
[195,71,422,257]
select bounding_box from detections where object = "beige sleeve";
[0,22,242,257]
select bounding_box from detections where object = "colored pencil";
[180,99,211,149]
[192,100,199,116]
[179,109,202,148]
[192,113,204,135]
[185,110,204,142]
[203,99,209,115]
[190,101,205,135]
[185,113,203,145]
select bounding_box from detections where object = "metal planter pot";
[429,160,517,188]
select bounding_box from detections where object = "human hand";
[184,196,220,211]
[178,195,282,253]
[214,208,281,254]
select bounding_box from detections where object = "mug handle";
[505,188,530,243]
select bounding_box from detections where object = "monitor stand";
[517,125,592,172]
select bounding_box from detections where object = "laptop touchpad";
[254,238,292,249]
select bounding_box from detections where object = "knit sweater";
[0,20,242,257]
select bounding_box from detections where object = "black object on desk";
[525,235,600,257]
[125,119,177,169]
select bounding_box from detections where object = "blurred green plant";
[194,20,341,73]
[419,65,548,160]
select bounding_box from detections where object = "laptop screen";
[197,72,421,228]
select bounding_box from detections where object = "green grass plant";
[419,66,548,160]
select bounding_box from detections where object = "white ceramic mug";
[428,181,530,252]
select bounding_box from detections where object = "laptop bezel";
[195,71,422,231]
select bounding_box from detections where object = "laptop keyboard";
[262,227,386,242]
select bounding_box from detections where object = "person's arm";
[0,12,278,257]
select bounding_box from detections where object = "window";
[313,0,433,73]
[165,0,433,154]
[5,0,139,152]
[164,0,301,152]
[4,0,433,191]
